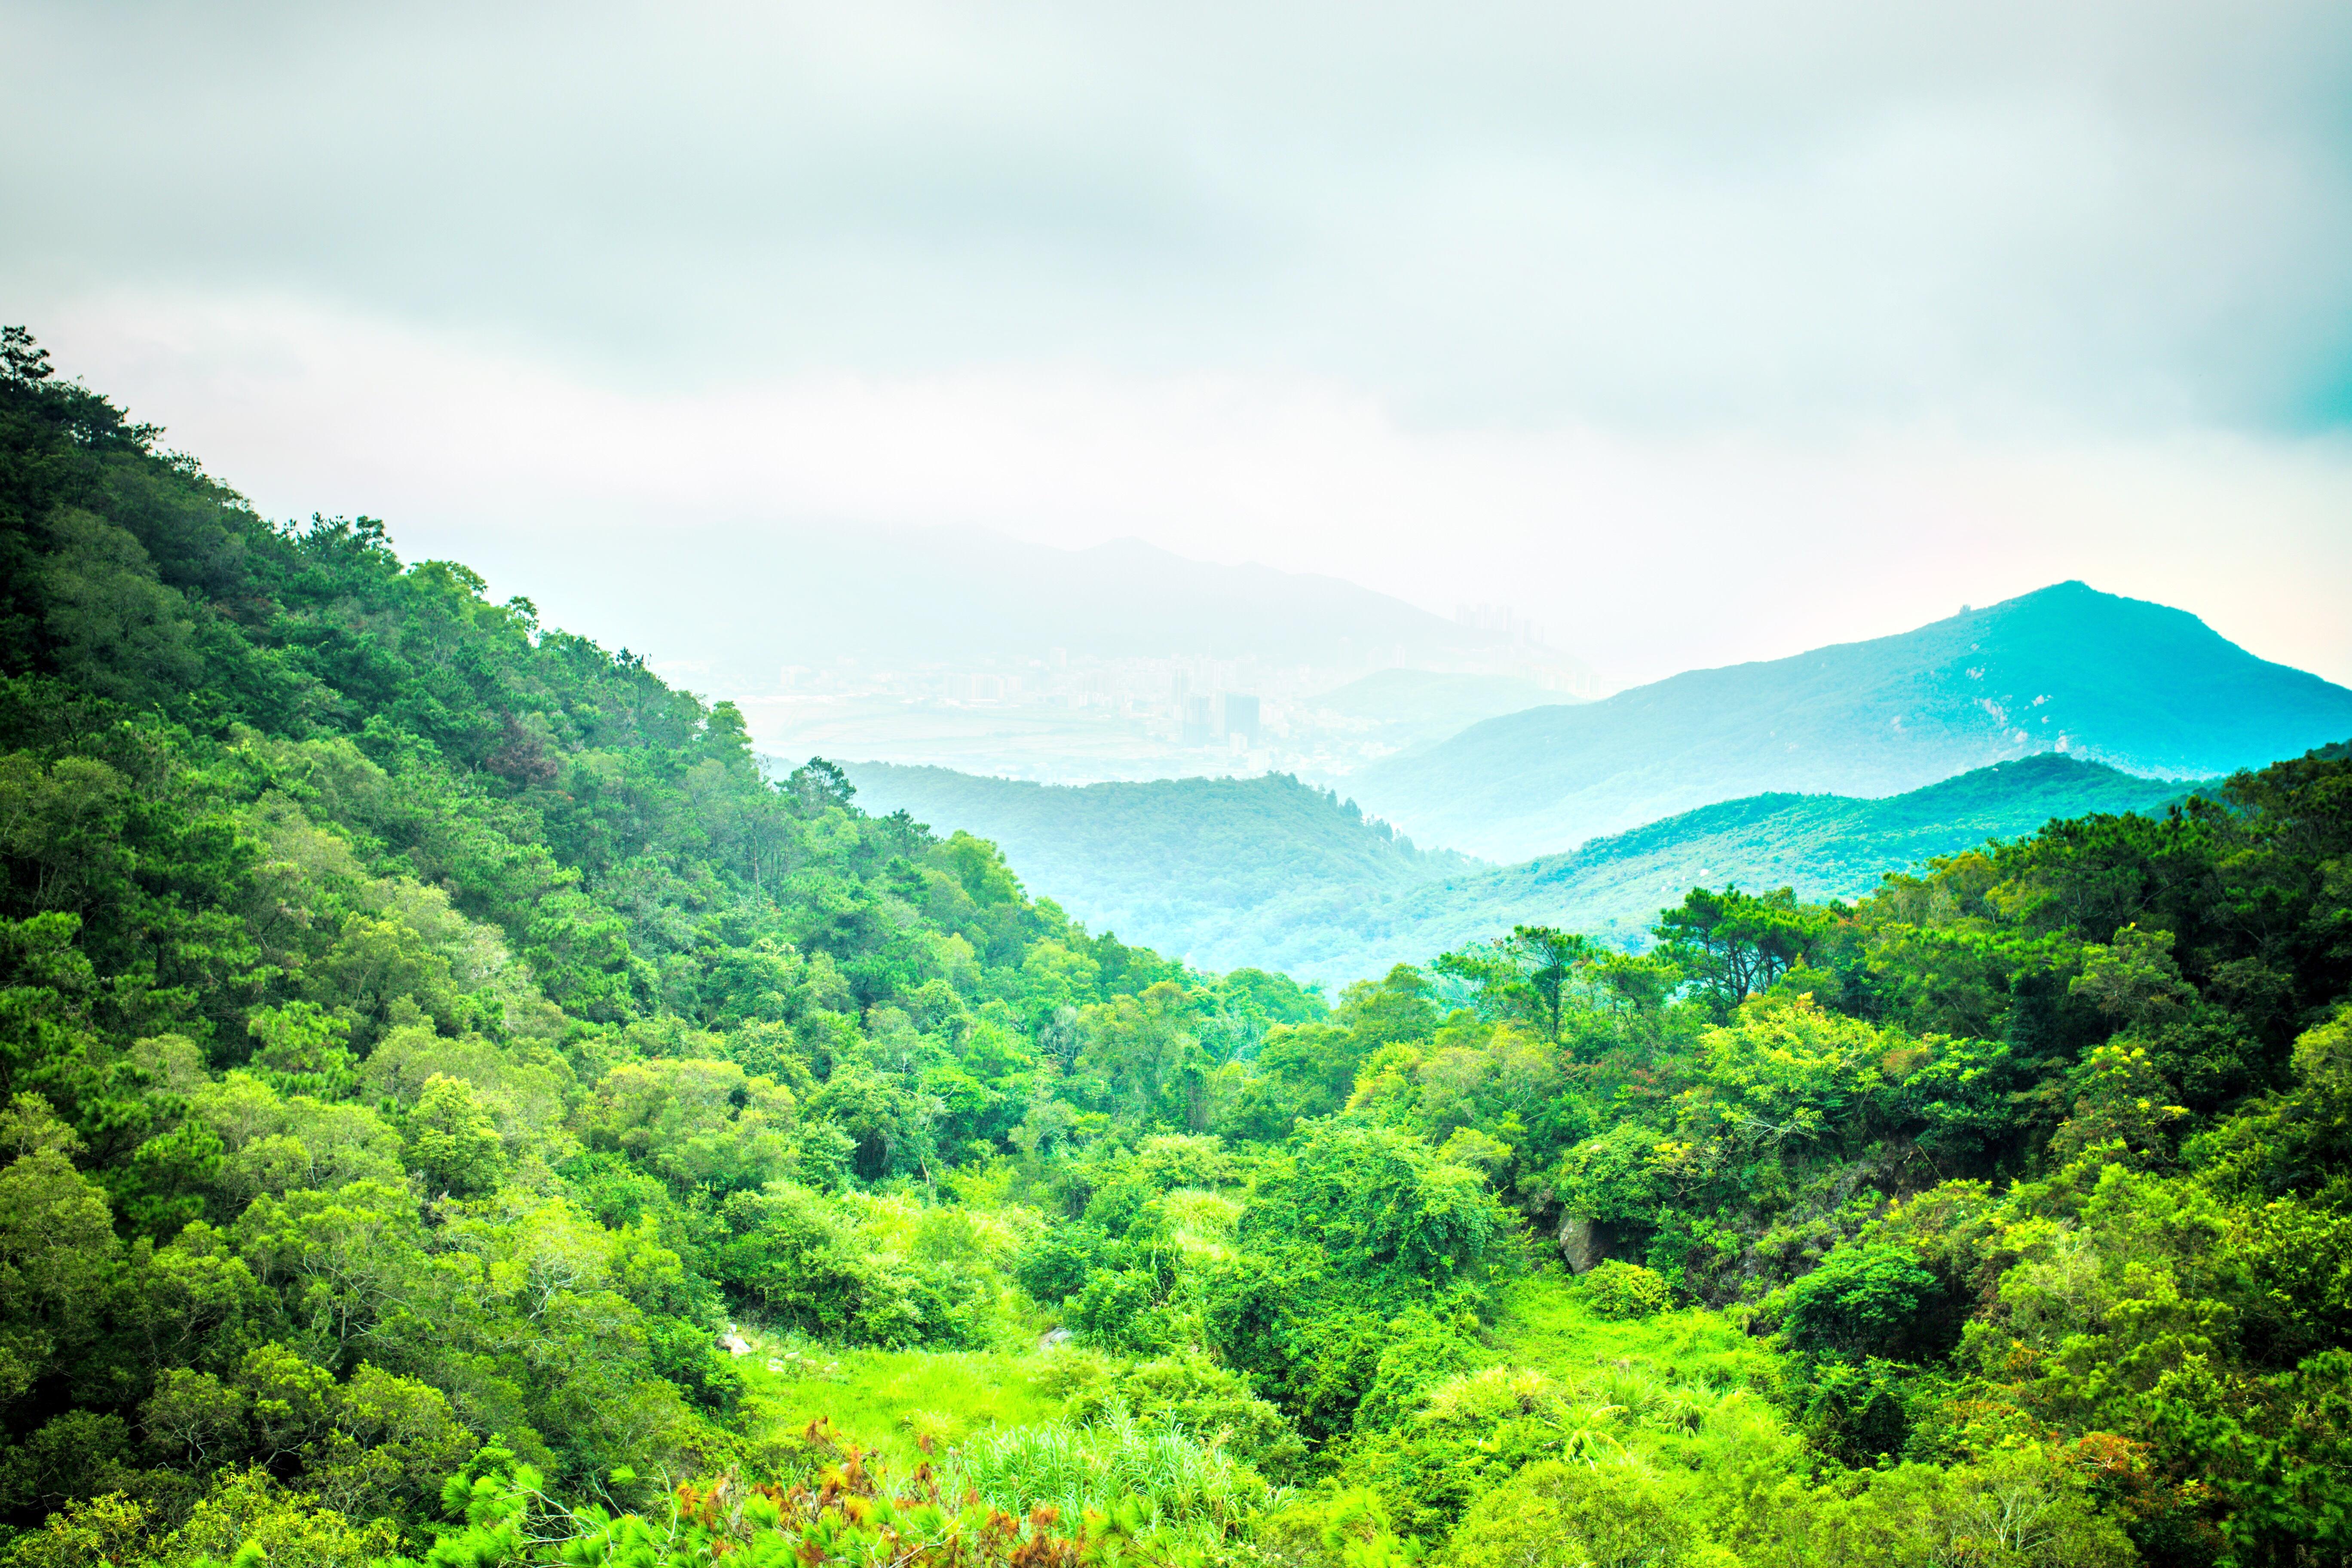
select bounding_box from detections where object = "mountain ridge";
[842,749,2220,983]
[1345,581,2352,861]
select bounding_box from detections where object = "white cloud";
[6,1,2348,694]
[37,292,2352,689]
[6,0,2349,425]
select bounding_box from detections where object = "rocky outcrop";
[1557,1215,1605,1273]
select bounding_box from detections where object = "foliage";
[951,1411,1282,1547]
[1580,1261,1671,1320]
[5,332,2352,1568]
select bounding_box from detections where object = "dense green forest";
[839,765,1470,980]
[3,328,2352,1568]
[848,753,2197,981]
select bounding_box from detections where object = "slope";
[844,752,2199,985]
[1348,581,2352,861]
[840,763,1472,975]
[1351,750,2205,962]
[1306,668,1581,751]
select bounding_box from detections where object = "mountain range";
[842,751,2208,985]
[1346,581,2352,861]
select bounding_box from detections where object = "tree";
[1651,885,1829,1014]
[1436,925,1590,1042]
[404,1074,506,1197]
[1077,982,1215,1132]
[786,756,856,814]
[1776,1243,1942,1360]
[0,1138,118,1402]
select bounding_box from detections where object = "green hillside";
[1351,581,2352,860]
[839,764,1470,978]
[1351,750,2207,959]
[11,332,2352,1567]
[846,753,2207,984]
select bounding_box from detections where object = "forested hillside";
[850,753,2196,982]
[1348,751,2207,956]
[839,766,1468,978]
[6,330,2352,1568]
[1352,582,2352,860]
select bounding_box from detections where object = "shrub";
[1065,1267,1187,1357]
[1012,1223,1109,1304]
[1063,1352,1306,1476]
[1244,1122,1513,1305]
[1351,1304,1481,1433]
[1583,1260,1672,1319]
[1442,1458,1701,1568]
[1776,1243,1940,1359]
[713,1185,989,1348]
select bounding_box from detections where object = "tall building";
[1220,693,1260,743]
[1182,693,1217,747]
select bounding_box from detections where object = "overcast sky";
[7,0,2351,687]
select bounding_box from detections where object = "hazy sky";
[8,0,2351,687]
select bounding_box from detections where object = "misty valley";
[7,332,2352,1568]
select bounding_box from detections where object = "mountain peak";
[1349,588,2352,861]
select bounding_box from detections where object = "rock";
[1557,1215,1604,1274]
[1038,1327,1072,1353]
[720,1332,753,1357]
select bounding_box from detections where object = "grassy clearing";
[733,1332,1070,1473]
[952,1412,1282,1545]
[728,1268,1788,1503]
[1483,1268,1785,1395]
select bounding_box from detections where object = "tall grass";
[1488,1271,1785,1396]
[735,1340,1067,1473]
[951,1411,1283,1544]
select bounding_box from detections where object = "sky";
[6,0,2351,689]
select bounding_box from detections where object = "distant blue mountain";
[1348,582,2352,861]
[1348,751,2207,965]
[845,751,2213,986]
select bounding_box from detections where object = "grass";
[1483,1267,1786,1396]
[1457,1266,1812,1502]
[732,1331,1280,1550]
[951,1412,1281,1544]
[732,1331,1072,1475]
[727,1262,1790,1530]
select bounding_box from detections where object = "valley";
[3,337,2349,1568]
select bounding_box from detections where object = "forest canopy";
[2,327,2350,1568]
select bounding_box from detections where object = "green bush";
[712,1185,992,1348]
[1012,1222,1109,1304]
[1583,1260,1672,1319]
[1351,1304,1481,1433]
[1065,1266,1187,1357]
[1442,1457,1694,1568]
[1776,1243,1940,1359]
